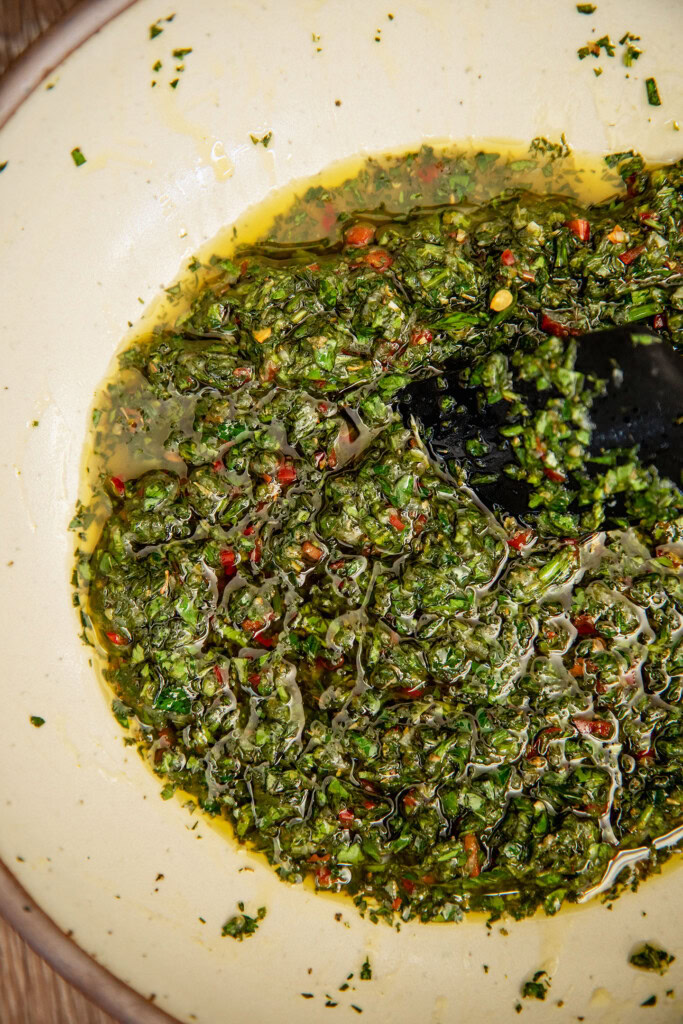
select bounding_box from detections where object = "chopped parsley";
[522,971,551,1000]
[645,77,662,106]
[172,48,193,59]
[629,944,675,974]
[29,716,45,728]
[576,3,596,12]
[250,132,273,148]
[221,904,266,940]
[70,147,86,167]
[360,958,372,981]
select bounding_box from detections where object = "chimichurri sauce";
[73,145,683,924]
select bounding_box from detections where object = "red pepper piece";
[110,476,125,496]
[501,248,516,266]
[618,244,646,266]
[543,467,566,483]
[344,224,375,247]
[540,313,580,339]
[410,327,433,346]
[572,614,597,636]
[278,464,297,486]
[338,809,355,825]
[564,218,591,242]
[389,512,406,531]
[573,717,612,738]
[463,833,481,878]
[105,631,128,646]
[508,529,533,551]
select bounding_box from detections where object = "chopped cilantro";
[170,78,179,89]
[30,716,45,728]
[70,147,86,167]
[153,60,162,71]
[172,48,193,58]
[360,958,372,981]
[149,23,163,39]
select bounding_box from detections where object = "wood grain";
[0,2,119,1016]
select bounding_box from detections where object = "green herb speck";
[70,147,86,167]
[153,60,162,71]
[149,23,163,39]
[522,971,550,1000]
[645,78,661,106]
[170,78,179,89]
[629,944,675,974]
[250,131,273,148]
[576,3,596,11]
[172,48,193,58]
[30,716,45,728]
[360,958,372,981]
[0,161,7,173]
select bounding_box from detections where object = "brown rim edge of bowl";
[0,11,182,1022]
[0,858,179,1024]
[0,0,138,129]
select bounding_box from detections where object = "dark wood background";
[0,8,118,1020]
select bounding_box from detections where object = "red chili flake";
[403,792,417,809]
[463,833,481,878]
[618,244,646,266]
[413,514,428,535]
[573,717,612,738]
[302,541,323,562]
[540,313,580,339]
[416,161,443,183]
[362,249,393,272]
[219,549,236,576]
[421,874,437,885]
[243,525,254,536]
[233,366,253,381]
[240,260,249,276]
[391,897,402,911]
[638,210,657,222]
[256,633,276,648]
[242,619,264,633]
[110,476,125,496]
[572,614,597,636]
[401,878,416,894]
[520,269,536,283]
[363,799,378,811]
[653,313,668,331]
[508,529,533,551]
[344,224,375,247]
[212,459,224,472]
[248,673,261,687]
[315,866,333,887]
[625,173,639,197]
[634,748,654,761]
[410,327,433,346]
[389,512,406,531]
[543,467,567,483]
[306,262,320,272]
[105,631,128,646]
[564,218,591,242]
[338,809,355,825]
[158,726,175,749]
[278,464,297,486]
[318,402,329,413]
[308,853,330,863]
[500,248,516,266]
[400,685,424,698]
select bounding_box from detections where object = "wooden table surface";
[0,9,119,1021]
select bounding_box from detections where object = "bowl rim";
[0,13,181,1021]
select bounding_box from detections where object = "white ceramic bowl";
[1,1,682,1021]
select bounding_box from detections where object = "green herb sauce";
[74,145,683,925]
